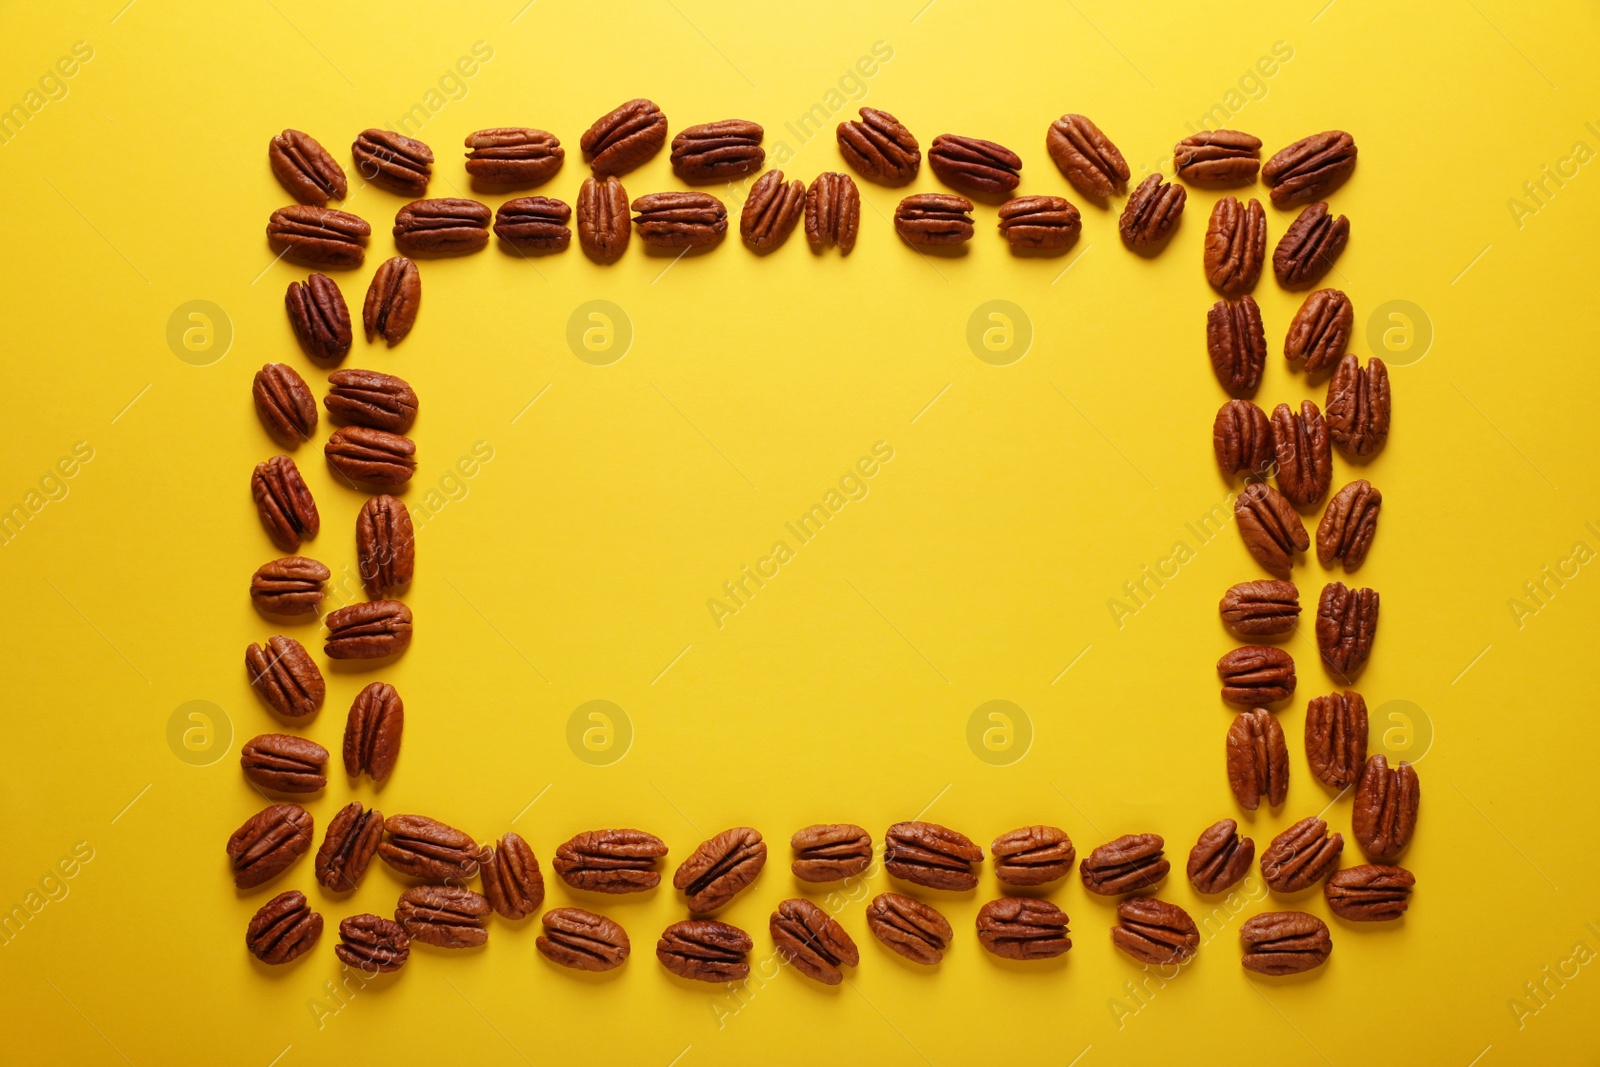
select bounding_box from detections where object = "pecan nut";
[352,129,432,196]
[316,801,383,892]
[269,129,347,206]
[1305,690,1368,789]
[1119,174,1186,248]
[1204,196,1265,296]
[1325,864,1414,921]
[632,191,728,248]
[740,170,804,253]
[362,256,421,345]
[883,821,982,890]
[1261,816,1343,893]
[991,825,1076,886]
[976,897,1071,960]
[866,893,951,965]
[1113,898,1199,966]
[285,273,351,362]
[1273,202,1349,287]
[1227,708,1289,811]
[325,370,418,433]
[1174,130,1262,184]
[267,205,370,268]
[1219,579,1300,636]
[1080,833,1168,895]
[250,556,329,616]
[1213,399,1274,478]
[379,814,478,882]
[228,803,314,889]
[1316,582,1378,677]
[1234,482,1309,577]
[771,898,859,985]
[464,127,563,186]
[479,832,545,920]
[803,171,860,254]
[1046,113,1128,198]
[928,134,1021,195]
[894,193,974,246]
[356,494,415,599]
[582,98,668,177]
[1272,400,1332,507]
[493,196,571,252]
[1217,645,1296,705]
[1187,818,1254,894]
[1207,295,1266,398]
[337,913,410,973]
[577,176,631,262]
[325,599,412,659]
[240,733,328,793]
[538,908,630,972]
[1325,354,1390,457]
[325,426,416,486]
[1353,755,1419,860]
[396,885,490,948]
[1284,289,1352,376]
[657,920,751,983]
[837,107,920,184]
[1240,911,1331,974]
[1318,480,1381,568]
[1263,131,1357,207]
[253,363,317,444]
[553,829,668,893]
[344,681,403,781]
[997,195,1081,251]
[246,890,322,964]
[245,634,324,718]
[674,827,766,914]
[394,198,491,256]
[671,119,764,181]
[790,824,872,883]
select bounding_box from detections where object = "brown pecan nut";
[538,908,630,972]
[1240,911,1331,974]
[394,198,491,256]
[316,802,383,892]
[790,824,872,883]
[1272,400,1332,507]
[671,120,764,181]
[1207,295,1266,399]
[1318,480,1381,568]
[250,556,328,616]
[379,814,478,882]
[245,634,324,718]
[1220,579,1300,636]
[228,803,313,889]
[1081,833,1168,896]
[554,829,668,893]
[1284,289,1352,376]
[325,370,418,433]
[976,898,1071,960]
[1353,755,1419,860]
[356,495,414,599]
[657,920,750,983]
[1325,864,1414,921]
[771,898,859,985]
[267,205,370,268]
[837,108,920,184]
[894,193,974,246]
[344,681,403,781]
[1218,645,1296,705]
[494,196,571,252]
[352,129,432,196]
[582,98,668,177]
[247,890,322,964]
[997,195,1081,251]
[269,129,347,206]
[1227,709,1289,811]
[1046,113,1129,198]
[674,827,766,914]
[1317,582,1378,677]
[1263,131,1357,207]
[928,134,1021,196]
[1261,817,1343,893]
[883,822,982,890]
[1305,690,1368,789]
[991,825,1076,886]
[1204,196,1265,296]
[325,426,416,486]
[1175,130,1262,184]
[577,176,630,262]
[740,170,804,253]
[363,256,421,345]
[337,913,410,973]
[1187,819,1255,894]
[866,893,951,965]
[396,886,490,949]
[631,191,727,248]
[480,832,545,920]
[325,599,412,659]
[1120,174,1186,248]
[1213,400,1274,478]
[1325,354,1390,458]
[464,127,563,186]
[1114,898,1200,966]
[804,171,860,254]
[285,273,351,362]
[1235,483,1309,577]
[241,733,327,793]
[253,363,318,444]
[1274,202,1349,287]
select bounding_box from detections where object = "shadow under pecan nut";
[464,127,563,186]
[1218,645,1296,705]
[1285,289,1353,376]
[241,733,328,793]
[1234,483,1309,577]
[1080,833,1169,895]
[1204,196,1265,296]
[269,129,347,206]
[356,495,415,599]
[352,128,432,196]
[674,827,766,914]
[1175,130,1262,184]
[553,829,668,893]
[976,897,1071,960]
[1213,400,1274,478]
[394,198,491,256]
[631,191,728,249]
[228,803,314,889]
[363,256,421,345]
[337,913,410,973]
[1316,582,1378,677]
[1227,708,1289,811]
[998,195,1081,251]
[480,832,545,920]
[245,634,325,718]
[740,170,805,253]
[1240,911,1331,975]
[396,885,490,948]
[1272,400,1333,508]
[671,120,765,182]
[991,825,1076,886]
[1306,691,1368,789]
[1318,480,1381,568]
[1325,354,1391,458]
[344,681,403,781]
[285,273,351,362]
[1114,897,1200,966]
[325,370,418,434]
[1263,130,1357,207]
[247,890,322,964]
[894,193,974,247]
[316,802,383,892]
[250,556,329,616]
[883,821,982,891]
[267,205,370,269]
[1220,579,1300,637]
[1273,202,1349,287]
[1207,295,1267,399]
[1120,174,1186,248]
[380,814,478,882]
[538,908,630,971]
[771,898,859,985]
[657,920,752,982]
[1325,864,1414,921]
[836,107,920,184]
[790,824,872,882]
[1353,755,1419,860]
[1187,819,1255,894]
[325,599,413,659]
[804,172,860,254]
[1261,817,1343,893]
[577,176,631,261]
[928,134,1022,196]
[866,893,951,965]
[494,196,571,252]
[325,426,416,486]
[582,98,668,177]
[1046,113,1129,198]
[253,363,318,444]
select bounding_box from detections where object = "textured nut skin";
[1263,131,1357,207]
[1227,708,1289,811]
[253,363,318,444]
[1204,196,1265,296]
[1081,833,1168,896]
[997,195,1081,251]
[1219,579,1300,636]
[1213,400,1274,478]
[632,191,728,248]
[577,176,631,262]
[352,129,432,195]
[316,802,383,892]
[269,129,347,206]
[866,893,951,965]
[1218,645,1297,705]
[464,127,563,186]
[337,914,410,973]
[325,599,412,659]
[362,256,421,345]
[325,426,416,486]
[494,196,571,252]
[1046,113,1129,197]
[228,804,314,889]
[1187,819,1255,894]
[1325,864,1414,921]
[837,108,920,183]
[1120,174,1186,248]
[657,920,751,982]
[240,733,328,793]
[396,885,490,949]
[1326,354,1391,458]
[1207,295,1266,399]
[1305,691,1368,789]
[1240,911,1331,974]
[343,681,403,781]
[883,822,983,891]
[804,172,860,254]
[538,908,630,971]
[285,273,351,362]
[379,814,478,883]
[673,827,766,914]
[1175,130,1262,184]
[671,119,765,181]
[582,98,668,177]
[1272,400,1333,508]
[250,556,329,616]
[1316,582,1378,677]
[246,890,322,964]
[1235,483,1309,577]
[740,170,804,253]
[928,134,1022,195]
[991,825,1076,886]
[267,205,370,268]
[394,198,491,256]
[976,897,1071,960]
[771,898,859,985]
[1261,817,1343,893]
[1273,202,1349,287]
[356,495,415,599]
[1285,289,1352,376]
[1114,897,1200,966]
[1318,480,1381,568]
[325,370,418,434]
[894,193,974,246]
[553,829,668,893]
[480,832,545,920]
[245,634,325,718]
[790,824,872,883]
[1353,755,1419,860]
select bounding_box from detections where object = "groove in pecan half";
[352,129,432,196]
[1234,482,1309,577]
[1219,579,1300,636]
[379,814,478,883]
[337,913,410,973]
[1240,911,1331,974]
[740,170,804,253]
[866,893,951,965]
[344,681,403,781]
[267,205,370,269]
[581,98,668,177]
[1316,582,1378,677]
[1324,864,1413,921]
[393,198,491,256]
[1120,174,1186,248]
[1273,202,1349,288]
[250,556,329,616]
[577,176,631,262]
[997,195,1081,251]
[285,273,351,362]
[1317,480,1381,568]
[836,108,920,184]
[1227,708,1289,811]
[883,821,983,890]
[804,172,860,254]
[1260,817,1343,894]
[1271,400,1332,508]
[1204,196,1265,296]
[245,634,324,718]
[240,733,328,793]
[928,134,1022,196]
[247,890,322,964]
[493,196,571,252]
[657,920,751,982]
[1114,897,1200,966]
[1263,131,1357,207]
[463,127,563,186]
[1305,690,1368,790]
[894,193,974,247]
[325,599,412,659]
[1046,113,1129,198]
[674,827,766,914]
[553,829,668,893]
[671,119,765,182]
[991,825,1076,886]
[356,494,415,599]
[479,832,545,920]
[325,426,416,486]
[1206,295,1266,399]
[316,802,383,892]
[1284,289,1352,376]
[1217,645,1296,705]
[1187,819,1255,895]
[976,897,1072,960]
[269,129,347,206]
[1353,754,1419,860]
[1080,833,1168,895]
[538,908,630,972]
[228,803,314,889]
[396,885,490,948]
[253,364,318,444]
[363,256,421,345]
[790,824,872,883]
[1213,399,1274,478]
[1175,130,1262,184]
[1325,354,1390,458]
[631,191,728,249]
[771,898,859,984]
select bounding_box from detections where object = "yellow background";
[3,1,1598,1063]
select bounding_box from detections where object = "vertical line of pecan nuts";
[1260,816,1343,893]
[740,170,805,253]
[1113,897,1199,966]
[363,256,421,345]
[928,133,1022,196]
[976,897,1072,960]
[284,273,351,362]
[352,128,432,196]
[1325,864,1414,921]
[1305,690,1368,789]
[227,803,314,889]
[269,129,347,206]
[344,681,403,781]
[1353,754,1419,860]
[325,599,413,659]
[581,98,668,177]
[397,885,491,948]
[631,192,728,249]
[337,914,410,973]
[790,823,872,882]
[1212,399,1274,477]
[1271,400,1332,508]
[577,176,631,262]
[894,193,974,247]
[394,198,491,256]
[479,832,546,920]
[1263,130,1357,207]
[1317,581,1378,677]
[493,196,571,252]
[252,363,318,445]
[240,733,328,793]
[1174,130,1262,184]
[670,119,765,182]
[250,556,329,616]
[1186,819,1254,894]
[1206,295,1266,399]
[770,898,859,984]
[1119,174,1186,248]
[990,824,1076,886]
[246,890,322,964]
[325,426,416,486]
[463,127,563,186]
[537,908,630,971]
[657,919,751,982]
[836,107,920,184]
[315,801,383,892]
[1046,113,1129,198]
[1273,201,1350,287]
[883,821,982,890]
[1217,645,1296,705]
[673,827,766,914]
[1219,579,1300,636]
[1240,911,1331,974]
[1080,833,1168,895]
[356,493,415,599]
[997,195,1081,251]
[1234,482,1309,577]
[1284,288,1352,376]
[325,370,418,434]
[804,172,860,254]
[244,633,324,718]
[1318,479,1381,568]
[1203,196,1265,296]
[1325,354,1391,458]
[267,205,370,269]
[866,892,951,965]
[1227,708,1289,811]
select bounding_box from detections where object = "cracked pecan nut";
[316,801,383,892]
[991,825,1076,886]
[538,908,630,972]
[247,890,321,964]
[674,827,766,914]
[285,273,351,362]
[1220,579,1300,636]
[1206,295,1266,399]
[1120,174,1186,248]
[1284,289,1352,376]
[356,494,415,599]
[1272,400,1332,507]
[1274,202,1349,287]
[250,556,329,616]
[480,832,545,920]
[228,803,314,889]
[1354,755,1419,860]
[1218,645,1296,705]
[1305,690,1368,790]
[1261,817,1343,893]
[1235,482,1309,577]
[1325,864,1413,921]
[836,108,920,183]
[884,822,982,890]
[493,196,571,251]
[240,733,327,793]
[1318,480,1381,568]
[464,127,563,186]
[352,129,432,196]
[1227,708,1289,811]
[1114,898,1199,966]
[771,898,859,985]
[671,119,764,181]
[269,129,347,206]
[1326,354,1390,457]
[1317,582,1378,677]
[325,426,416,486]
[363,256,421,345]
[582,98,667,177]
[1204,196,1265,296]
[1240,911,1331,974]
[267,205,370,268]
[577,176,630,262]
[790,824,872,883]
[928,134,1021,195]
[1264,131,1357,207]
[1046,113,1128,197]
[344,681,403,781]
[1081,833,1168,895]
[1213,400,1274,478]
[1187,819,1255,894]
[1175,130,1262,184]
[976,897,1071,960]
[380,814,478,882]
[245,634,324,718]
[554,829,668,893]
[998,195,1081,251]
[740,170,804,253]
[252,363,318,445]
[337,914,409,973]
[657,920,751,983]
[397,885,490,949]
[325,370,417,434]
[631,191,728,248]
[804,172,859,254]
[894,193,974,246]
[866,893,951,965]
[325,599,412,659]
[394,198,491,256]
